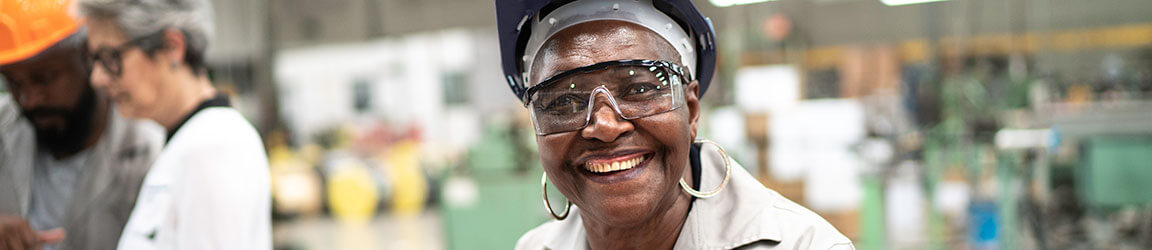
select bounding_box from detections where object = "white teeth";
[585,155,646,173]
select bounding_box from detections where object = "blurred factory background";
[5,0,1148,249]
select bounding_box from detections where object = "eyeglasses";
[88,34,155,77]
[523,60,692,135]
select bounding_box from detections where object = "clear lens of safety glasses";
[523,60,690,135]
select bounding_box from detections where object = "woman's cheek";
[537,136,573,182]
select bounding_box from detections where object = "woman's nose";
[90,64,110,89]
[580,92,634,142]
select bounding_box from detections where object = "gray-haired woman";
[79,0,271,249]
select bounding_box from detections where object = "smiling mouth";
[583,153,648,174]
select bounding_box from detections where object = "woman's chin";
[575,164,679,226]
[582,194,661,226]
[113,100,142,118]
[118,108,145,120]
[116,107,136,118]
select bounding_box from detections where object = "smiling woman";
[496,0,855,249]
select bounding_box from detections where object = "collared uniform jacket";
[516,143,855,250]
[0,95,163,250]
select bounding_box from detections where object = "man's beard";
[23,87,98,154]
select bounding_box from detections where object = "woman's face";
[86,19,171,119]
[530,21,700,226]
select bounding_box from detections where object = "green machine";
[1079,135,1152,208]
[440,124,551,250]
[1046,102,1152,209]
[1027,102,1152,249]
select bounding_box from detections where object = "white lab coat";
[117,107,271,250]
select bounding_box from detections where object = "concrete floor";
[273,212,445,250]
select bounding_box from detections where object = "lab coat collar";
[166,94,230,143]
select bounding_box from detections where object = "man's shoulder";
[0,94,21,124]
[0,95,31,215]
[0,94,33,146]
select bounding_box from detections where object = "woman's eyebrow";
[606,67,642,77]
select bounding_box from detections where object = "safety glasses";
[523,60,692,135]
[88,33,157,77]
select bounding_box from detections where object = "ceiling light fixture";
[710,0,776,8]
[881,0,949,6]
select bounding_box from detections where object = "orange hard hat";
[0,0,81,65]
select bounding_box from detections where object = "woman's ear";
[161,28,186,67]
[686,80,700,141]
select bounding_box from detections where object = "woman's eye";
[541,94,586,114]
[93,50,116,63]
[623,82,660,97]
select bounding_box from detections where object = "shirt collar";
[543,206,589,250]
[674,142,783,249]
[165,94,230,143]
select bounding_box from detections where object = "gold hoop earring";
[541,172,571,220]
[679,139,732,198]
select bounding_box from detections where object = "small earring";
[170,62,178,70]
[541,172,571,220]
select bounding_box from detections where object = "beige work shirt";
[516,143,855,250]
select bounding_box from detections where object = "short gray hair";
[79,0,214,74]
